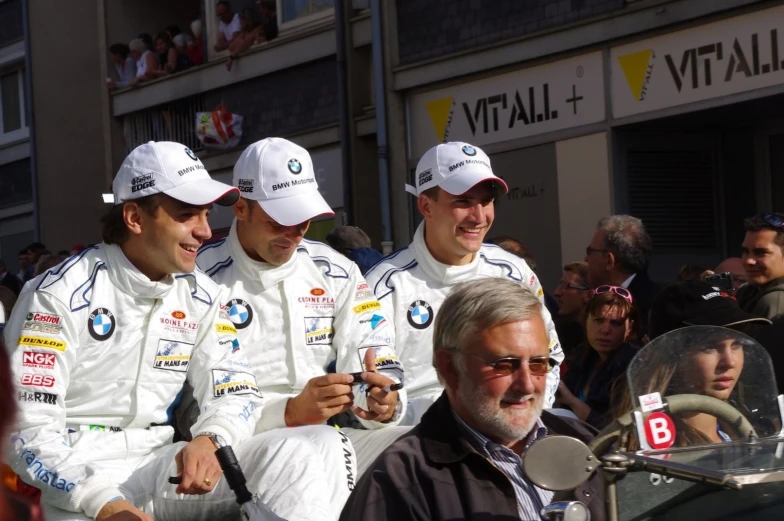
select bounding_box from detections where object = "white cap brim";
[164,178,240,206]
[438,171,509,196]
[258,190,334,226]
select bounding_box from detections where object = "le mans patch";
[18,336,66,352]
[305,317,334,345]
[212,369,261,397]
[353,301,381,315]
[152,339,194,372]
[357,345,402,372]
[216,323,238,335]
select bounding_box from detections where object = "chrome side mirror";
[540,501,591,521]
[523,435,596,491]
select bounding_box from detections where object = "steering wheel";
[588,394,758,456]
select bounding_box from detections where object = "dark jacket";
[627,271,662,334]
[339,393,605,521]
[737,277,784,321]
[0,271,22,296]
[562,342,639,429]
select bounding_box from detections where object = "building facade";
[0,0,33,275]
[24,0,784,289]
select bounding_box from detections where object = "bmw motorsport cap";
[232,137,334,226]
[108,141,239,206]
[406,141,508,197]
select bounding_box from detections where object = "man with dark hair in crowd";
[487,235,558,315]
[552,261,591,358]
[214,0,242,52]
[737,213,784,320]
[17,249,31,282]
[0,259,22,296]
[585,215,661,333]
[326,226,383,275]
[257,0,279,41]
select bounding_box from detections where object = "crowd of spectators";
[107,0,279,89]
[0,242,84,326]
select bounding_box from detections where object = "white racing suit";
[4,243,353,521]
[197,223,408,475]
[364,222,564,425]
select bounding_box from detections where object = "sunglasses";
[462,352,556,376]
[556,281,589,291]
[757,212,784,229]
[593,285,633,303]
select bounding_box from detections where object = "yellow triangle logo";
[617,49,653,101]
[426,97,454,142]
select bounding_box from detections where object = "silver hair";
[597,215,652,274]
[128,39,146,53]
[432,278,542,382]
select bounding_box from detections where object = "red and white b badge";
[644,412,676,450]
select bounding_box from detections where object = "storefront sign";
[408,52,605,159]
[612,5,784,118]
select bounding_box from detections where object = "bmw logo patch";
[288,158,302,174]
[88,308,116,341]
[227,299,253,329]
[461,145,477,156]
[407,300,433,330]
[185,148,198,161]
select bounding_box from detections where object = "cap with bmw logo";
[232,137,334,226]
[405,141,508,197]
[105,141,239,206]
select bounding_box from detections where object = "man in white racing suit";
[197,138,406,475]
[364,141,563,425]
[4,141,354,521]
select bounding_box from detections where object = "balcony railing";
[123,94,206,153]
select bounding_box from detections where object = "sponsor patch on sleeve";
[152,339,194,372]
[18,336,66,352]
[212,369,261,397]
[357,345,403,372]
[22,351,56,369]
[304,317,334,345]
[537,288,544,297]
[352,301,381,315]
[216,324,238,335]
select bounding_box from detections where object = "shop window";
[627,149,717,249]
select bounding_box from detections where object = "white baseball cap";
[105,141,239,206]
[405,142,508,196]
[232,138,334,226]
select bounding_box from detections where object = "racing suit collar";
[413,222,481,285]
[228,221,299,289]
[104,243,176,299]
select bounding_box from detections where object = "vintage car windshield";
[626,326,782,450]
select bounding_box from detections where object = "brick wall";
[205,57,339,146]
[396,0,625,65]
[0,0,23,48]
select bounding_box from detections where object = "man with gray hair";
[584,215,661,333]
[339,278,603,521]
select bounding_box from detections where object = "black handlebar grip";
[215,445,253,505]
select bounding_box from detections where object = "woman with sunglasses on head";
[556,286,641,429]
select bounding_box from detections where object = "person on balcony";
[128,38,159,87]
[214,0,242,52]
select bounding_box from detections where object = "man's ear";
[606,250,617,271]
[417,194,434,221]
[233,197,250,221]
[434,349,460,391]
[122,203,144,237]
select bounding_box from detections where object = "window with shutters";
[626,149,718,250]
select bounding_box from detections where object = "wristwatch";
[196,431,227,449]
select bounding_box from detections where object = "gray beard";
[456,378,544,444]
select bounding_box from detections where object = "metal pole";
[21,0,40,241]
[334,0,353,225]
[370,0,393,254]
